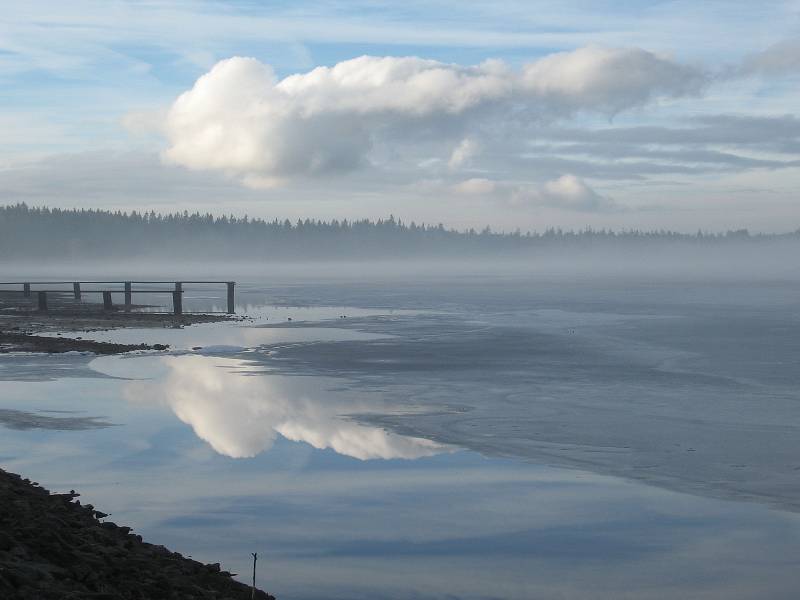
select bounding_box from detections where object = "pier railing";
[0,281,235,315]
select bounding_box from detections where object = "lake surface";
[1,273,800,599]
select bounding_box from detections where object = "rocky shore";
[0,468,274,599]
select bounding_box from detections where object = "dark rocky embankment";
[0,469,274,599]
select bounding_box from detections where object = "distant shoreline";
[2,203,798,263]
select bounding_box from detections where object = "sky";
[1,0,799,232]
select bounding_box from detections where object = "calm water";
[1,273,800,599]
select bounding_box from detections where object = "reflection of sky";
[38,319,393,351]
[0,358,799,599]
[93,354,446,460]
[1,372,800,600]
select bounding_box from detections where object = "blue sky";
[1,1,799,231]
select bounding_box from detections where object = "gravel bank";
[0,468,275,599]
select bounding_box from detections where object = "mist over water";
[4,242,800,293]
[2,203,799,278]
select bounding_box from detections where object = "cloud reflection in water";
[115,355,447,460]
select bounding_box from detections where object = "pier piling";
[172,291,183,315]
[37,291,47,311]
[227,282,235,314]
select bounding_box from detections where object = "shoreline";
[0,294,238,354]
[0,296,274,597]
[0,468,275,599]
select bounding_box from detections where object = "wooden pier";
[0,281,236,315]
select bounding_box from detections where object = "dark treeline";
[1,203,797,260]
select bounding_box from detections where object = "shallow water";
[1,274,800,598]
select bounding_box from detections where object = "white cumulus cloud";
[453,177,497,195]
[454,174,616,212]
[521,46,705,115]
[538,174,612,211]
[160,48,706,187]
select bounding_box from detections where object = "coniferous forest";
[1,203,797,261]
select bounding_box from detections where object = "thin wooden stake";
[251,552,258,599]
